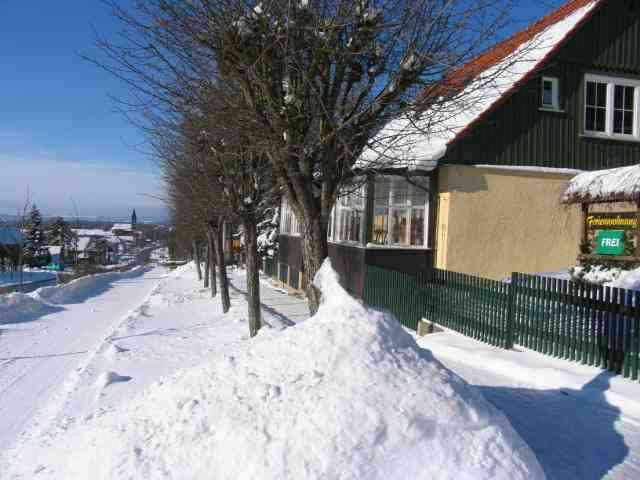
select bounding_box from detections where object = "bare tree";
[93,0,518,312]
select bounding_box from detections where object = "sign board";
[587,213,637,231]
[596,230,626,256]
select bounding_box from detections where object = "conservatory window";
[280,198,300,235]
[330,184,365,243]
[584,74,640,138]
[372,176,429,247]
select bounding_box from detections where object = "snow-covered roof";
[73,229,114,238]
[112,223,132,232]
[46,246,62,256]
[358,0,601,172]
[76,237,93,252]
[562,164,640,204]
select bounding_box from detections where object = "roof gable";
[359,0,603,171]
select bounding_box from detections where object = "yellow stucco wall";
[436,165,583,280]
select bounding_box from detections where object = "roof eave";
[444,0,605,151]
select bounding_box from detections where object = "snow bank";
[563,164,640,204]
[608,268,640,291]
[1,267,148,325]
[572,265,640,291]
[0,292,62,325]
[6,261,544,480]
[35,267,145,305]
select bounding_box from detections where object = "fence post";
[505,273,517,349]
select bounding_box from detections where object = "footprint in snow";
[95,371,133,391]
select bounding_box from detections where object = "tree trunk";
[193,240,202,281]
[301,215,329,315]
[203,242,210,288]
[244,218,261,337]
[210,220,230,313]
[207,229,217,298]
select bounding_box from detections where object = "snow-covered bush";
[257,207,279,258]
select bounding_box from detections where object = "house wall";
[278,235,434,298]
[436,165,583,280]
[447,0,640,171]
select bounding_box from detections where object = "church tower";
[131,209,137,228]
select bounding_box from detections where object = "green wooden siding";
[447,0,640,171]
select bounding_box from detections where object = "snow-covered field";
[1,262,545,480]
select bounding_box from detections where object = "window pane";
[626,86,635,108]
[625,111,634,135]
[349,210,362,242]
[372,208,388,244]
[613,85,635,135]
[543,80,553,106]
[374,177,391,208]
[614,110,623,134]
[410,208,425,246]
[597,83,607,108]
[586,81,596,106]
[391,178,410,206]
[389,208,409,245]
[409,177,429,206]
[585,106,596,131]
[615,85,624,109]
[596,108,606,132]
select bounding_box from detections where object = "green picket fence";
[363,265,640,381]
[513,273,640,380]
[262,257,277,279]
[363,266,513,348]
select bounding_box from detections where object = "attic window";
[584,74,640,139]
[541,77,559,110]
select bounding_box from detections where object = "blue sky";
[0,0,560,222]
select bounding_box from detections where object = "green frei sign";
[596,230,626,256]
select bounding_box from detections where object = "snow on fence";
[363,266,640,382]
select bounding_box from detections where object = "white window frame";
[541,76,560,110]
[280,197,300,236]
[328,183,366,244]
[370,175,429,248]
[584,73,640,141]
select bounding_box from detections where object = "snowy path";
[1,263,309,469]
[418,332,640,479]
[0,266,165,451]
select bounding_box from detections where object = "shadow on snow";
[477,371,628,480]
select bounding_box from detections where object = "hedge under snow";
[6,261,545,480]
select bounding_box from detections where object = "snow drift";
[35,267,146,305]
[6,261,545,480]
[0,267,148,325]
[0,292,62,325]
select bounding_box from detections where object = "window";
[280,198,300,235]
[584,74,640,139]
[614,85,635,135]
[371,176,429,247]
[541,77,559,110]
[329,183,365,243]
[585,79,607,133]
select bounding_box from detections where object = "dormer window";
[584,74,640,139]
[541,77,559,110]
